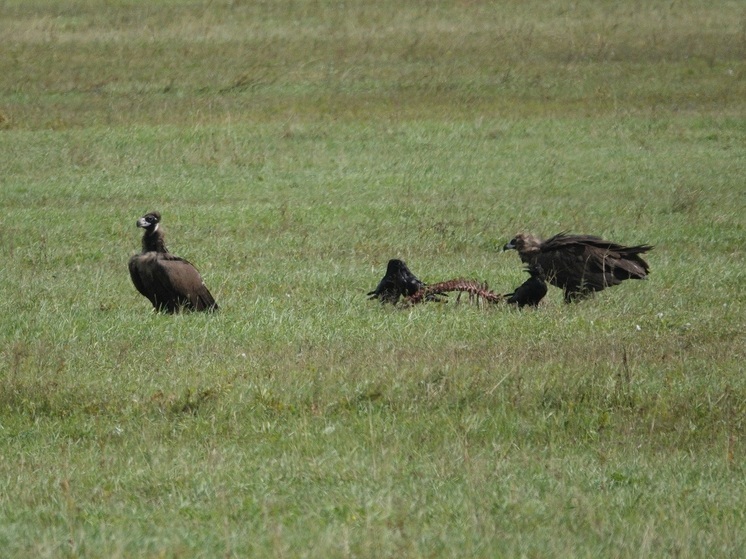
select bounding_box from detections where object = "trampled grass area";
[1,1,745,557]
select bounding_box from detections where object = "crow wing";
[367,274,399,303]
[505,270,548,307]
[368,260,426,304]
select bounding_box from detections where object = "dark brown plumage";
[503,232,652,302]
[503,268,548,307]
[128,211,218,313]
[367,259,432,304]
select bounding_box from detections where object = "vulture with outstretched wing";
[503,232,652,302]
[128,211,218,313]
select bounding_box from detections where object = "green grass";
[1,1,745,557]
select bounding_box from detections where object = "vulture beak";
[503,239,516,251]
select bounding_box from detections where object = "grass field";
[1,1,745,557]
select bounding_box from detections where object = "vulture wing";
[538,233,652,301]
[129,253,217,312]
[154,254,218,312]
[129,255,159,308]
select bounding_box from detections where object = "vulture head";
[503,233,542,257]
[137,211,161,233]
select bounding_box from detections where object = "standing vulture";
[128,211,218,313]
[367,259,430,304]
[503,232,652,302]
